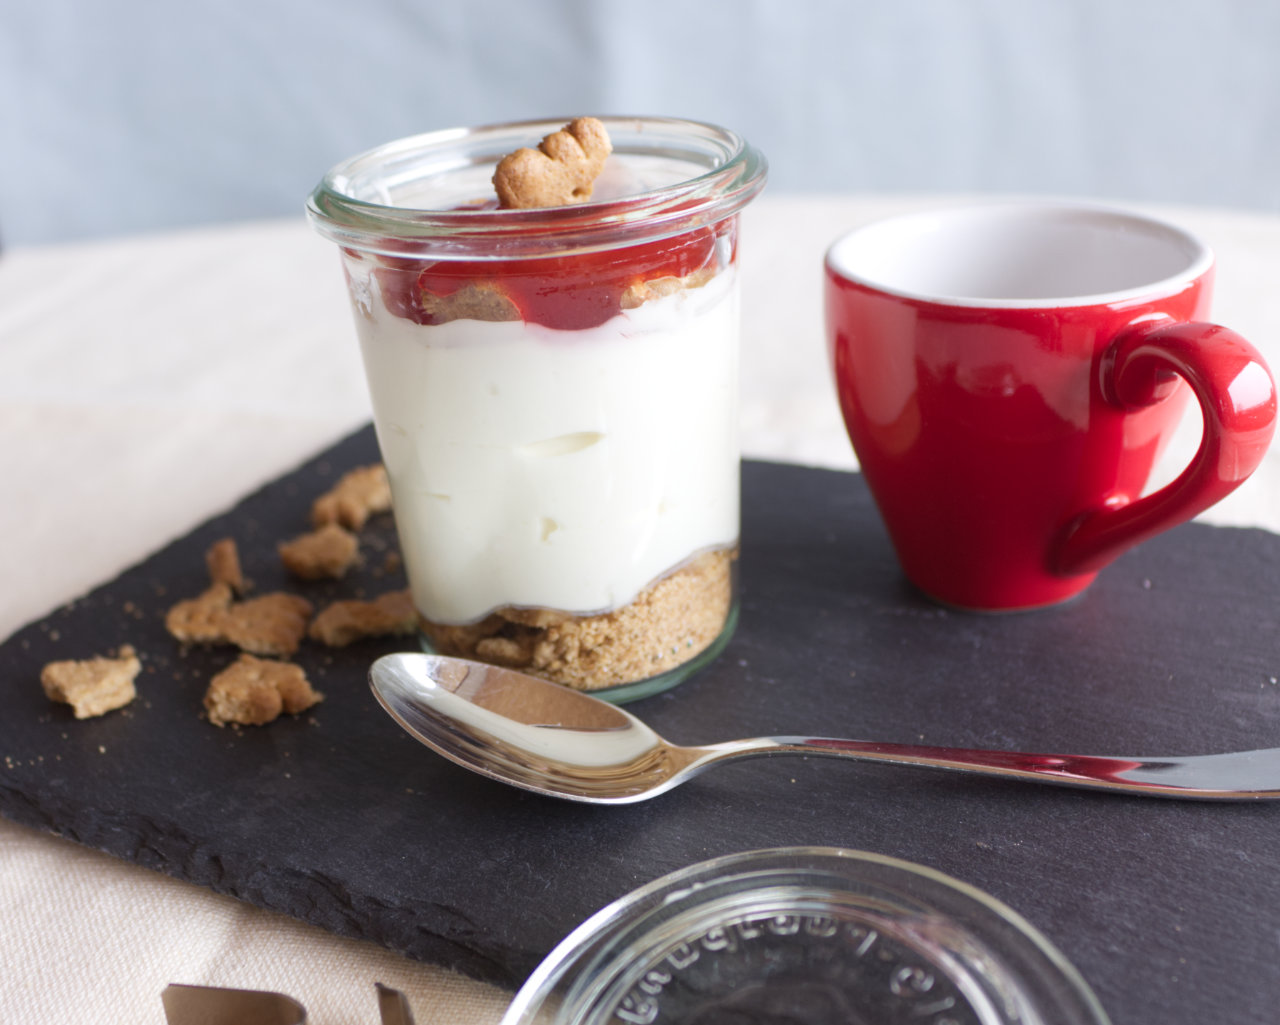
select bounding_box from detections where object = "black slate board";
[4,425,1280,1023]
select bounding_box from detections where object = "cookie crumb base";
[419,548,737,692]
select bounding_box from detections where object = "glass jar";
[501,847,1110,1025]
[307,117,766,702]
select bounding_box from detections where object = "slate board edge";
[6,422,1280,1004]
[0,771,525,985]
[1,427,874,989]
[0,424,537,986]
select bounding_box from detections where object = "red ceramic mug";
[825,202,1276,610]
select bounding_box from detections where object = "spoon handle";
[706,736,1280,799]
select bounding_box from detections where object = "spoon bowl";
[370,652,1280,803]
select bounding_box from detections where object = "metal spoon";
[369,652,1280,803]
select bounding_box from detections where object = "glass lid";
[501,847,1110,1025]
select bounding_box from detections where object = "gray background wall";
[3,0,1278,246]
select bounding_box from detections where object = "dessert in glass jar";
[308,117,766,701]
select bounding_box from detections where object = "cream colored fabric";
[0,819,512,1023]
[2,196,1279,1023]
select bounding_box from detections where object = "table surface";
[3,194,1279,1024]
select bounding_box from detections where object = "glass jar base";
[417,600,739,705]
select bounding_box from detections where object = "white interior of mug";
[826,202,1213,308]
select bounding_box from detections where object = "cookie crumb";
[621,266,717,309]
[279,523,359,580]
[165,583,236,644]
[221,593,314,657]
[309,589,417,647]
[41,645,141,719]
[493,117,612,210]
[204,654,323,727]
[166,584,312,656]
[205,537,247,594]
[311,464,392,531]
[421,283,520,325]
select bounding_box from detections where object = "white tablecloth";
[2,196,1278,1023]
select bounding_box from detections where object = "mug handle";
[1054,319,1277,576]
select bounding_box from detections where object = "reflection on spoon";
[369,652,1280,804]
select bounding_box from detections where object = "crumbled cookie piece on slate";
[309,589,417,647]
[205,537,247,594]
[310,464,392,531]
[220,593,315,657]
[41,645,141,719]
[203,653,323,727]
[165,583,237,645]
[166,584,313,656]
[279,523,359,580]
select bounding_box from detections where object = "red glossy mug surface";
[825,203,1276,610]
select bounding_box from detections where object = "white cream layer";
[354,267,740,624]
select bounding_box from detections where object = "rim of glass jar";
[499,847,1111,1025]
[305,115,767,260]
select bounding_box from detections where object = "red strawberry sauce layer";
[370,222,730,332]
